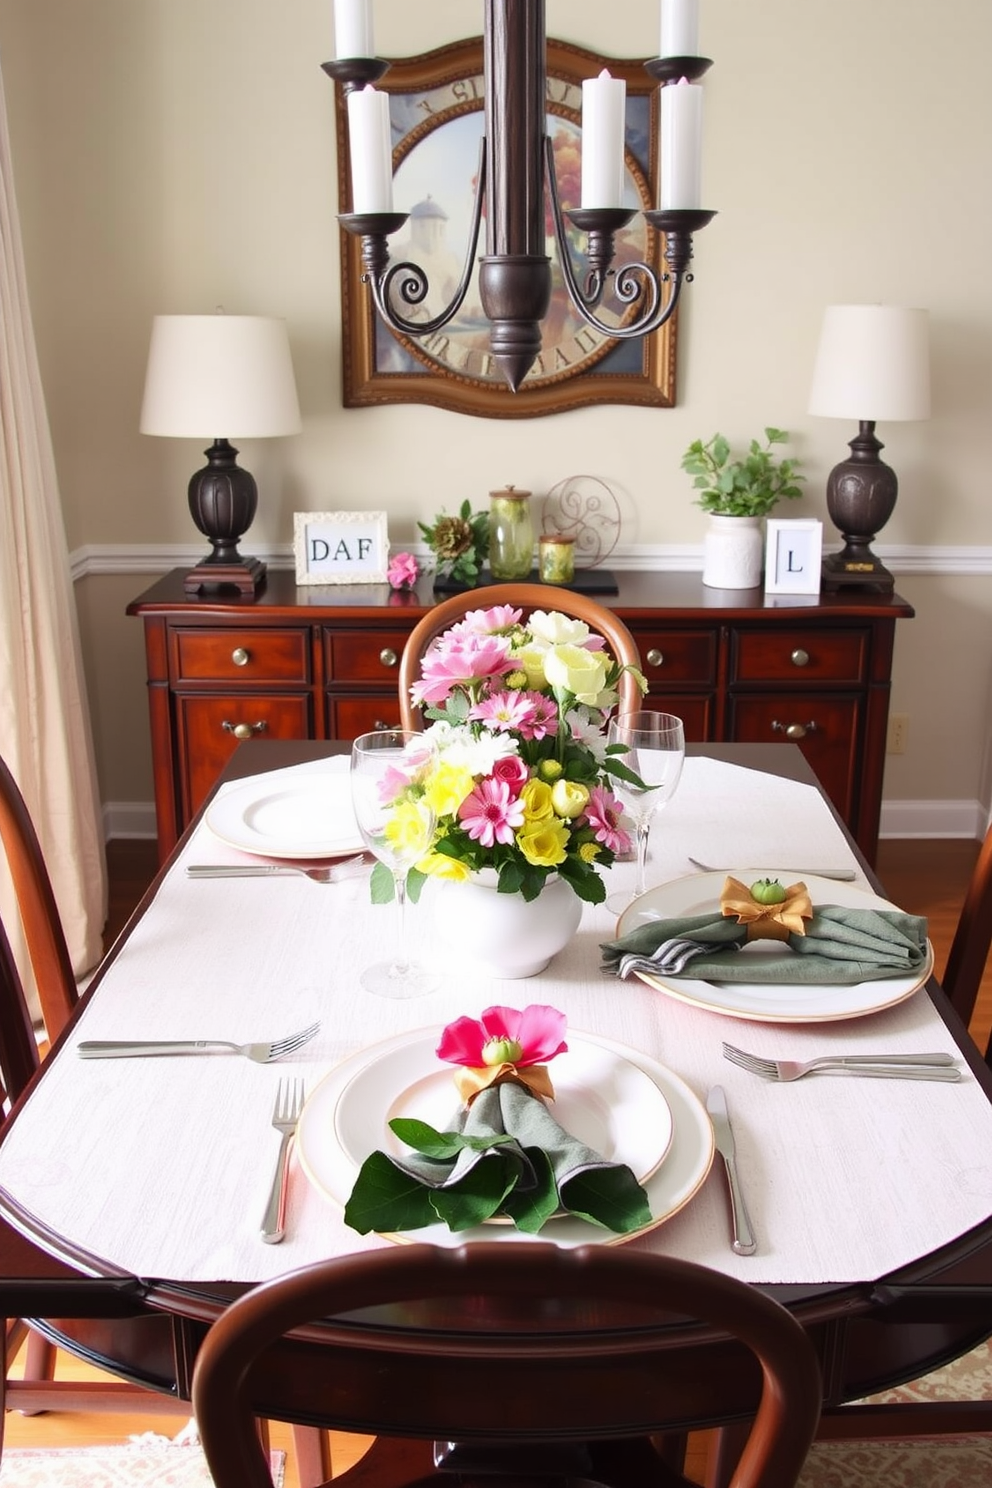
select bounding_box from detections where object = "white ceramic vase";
[429,869,583,979]
[702,514,764,589]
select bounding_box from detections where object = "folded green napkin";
[601,905,929,985]
[343,1079,652,1237]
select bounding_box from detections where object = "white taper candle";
[660,0,699,58]
[581,69,627,209]
[347,86,393,213]
[334,0,374,60]
[660,78,703,209]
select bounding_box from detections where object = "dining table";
[2,738,992,1447]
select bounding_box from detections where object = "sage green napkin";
[343,1079,651,1237]
[601,905,929,984]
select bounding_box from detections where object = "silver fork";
[77,1020,321,1064]
[722,1042,961,1083]
[187,857,366,884]
[261,1078,306,1244]
[688,857,857,882]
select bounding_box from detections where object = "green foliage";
[681,427,805,518]
[418,499,490,587]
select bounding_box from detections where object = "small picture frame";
[293,511,389,585]
[764,519,823,595]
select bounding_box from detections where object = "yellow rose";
[550,779,589,818]
[520,778,554,822]
[538,759,563,781]
[417,850,472,882]
[517,817,569,867]
[423,761,475,818]
[511,642,550,691]
[543,643,609,705]
[384,801,433,858]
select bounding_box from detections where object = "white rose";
[544,643,609,704]
[527,610,592,647]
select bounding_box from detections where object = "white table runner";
[2,754,991,1286]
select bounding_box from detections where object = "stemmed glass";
[606,711,686,913]
[350,730,437,998]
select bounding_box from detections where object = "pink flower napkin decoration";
[436,1003,567,1105]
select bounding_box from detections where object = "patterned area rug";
[799,1340,992,1486]
[0,1431,286,1486]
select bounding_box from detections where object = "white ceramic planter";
[429,870,583,979]
[702,514,764,589]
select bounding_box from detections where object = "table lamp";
[140,314,302,597]
[808,304,930,592]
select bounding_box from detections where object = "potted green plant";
[680,427,804,588]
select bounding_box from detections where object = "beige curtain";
[0,53,107,1017]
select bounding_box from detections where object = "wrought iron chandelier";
[324,0,715,391]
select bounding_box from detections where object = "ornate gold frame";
[334,37,676,419]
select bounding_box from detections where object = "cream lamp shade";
[808,304,930,422]
[808,304,930,593]
[140,314,301,597]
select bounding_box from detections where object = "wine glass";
[606,711,685,913]
[350,730,437,998]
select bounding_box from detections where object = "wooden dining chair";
[398,583,644,730]
[191,1242,823,1488]
[0,752,194,1450]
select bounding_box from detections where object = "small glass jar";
[488,485,534,580]
[539,535,576,585]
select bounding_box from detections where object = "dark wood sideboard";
[128,571,914,865]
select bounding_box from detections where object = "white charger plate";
[297,1027,714,1248]
[617,871,934,1024]
[206,765,364,860]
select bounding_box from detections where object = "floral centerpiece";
[374,604,646,911]
[344,1004,652,1236]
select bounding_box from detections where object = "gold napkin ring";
[719,875,813,941]
[453,1063,555,1107]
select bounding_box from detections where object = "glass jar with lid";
[488,485,534,580]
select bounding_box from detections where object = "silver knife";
[689,857,856,882]
[706,1085,757,1256]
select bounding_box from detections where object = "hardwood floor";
[5,834,990,1484]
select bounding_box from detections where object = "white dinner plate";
[616,871,934,1024]
[297,1028,714,1248]
[333,1034,673,1189]
[206,766,364,859]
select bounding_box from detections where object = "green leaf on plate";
[428,1157,518,1231]
[500,1146,560,1233]
[560,1167,653,1234]
[389,1117,515,1161]
[343,1151,440,1234]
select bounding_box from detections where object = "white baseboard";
[104,798,988,844]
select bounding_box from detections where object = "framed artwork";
[764,520,824,596]
[293,511,389,585]
[334,37,675,418]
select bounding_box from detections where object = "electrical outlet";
[887,713,909,755]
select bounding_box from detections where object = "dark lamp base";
[184,556,266,598]
[821,550,894,594]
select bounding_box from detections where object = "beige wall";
[1,0,990,824]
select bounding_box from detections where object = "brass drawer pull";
[646,648,665,668]
[222,720,268,741]
[790,648,810,668]
[231,647,250,667]
[772,719,817,742]
[379,647,399,668]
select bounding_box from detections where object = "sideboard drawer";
[325,630,410,682]
[634,629,717,683]
[176,694,314,819]
[732,629,868,684]
[330,696,405,739]
[729,694,860,821]
[173,629,310,684]
[642,694,712,740]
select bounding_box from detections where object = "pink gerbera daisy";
[410,633,515,707]
[449,604,523,637]
[458,776,525,847]
[469,690,535,733]
[582,784,632,855]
